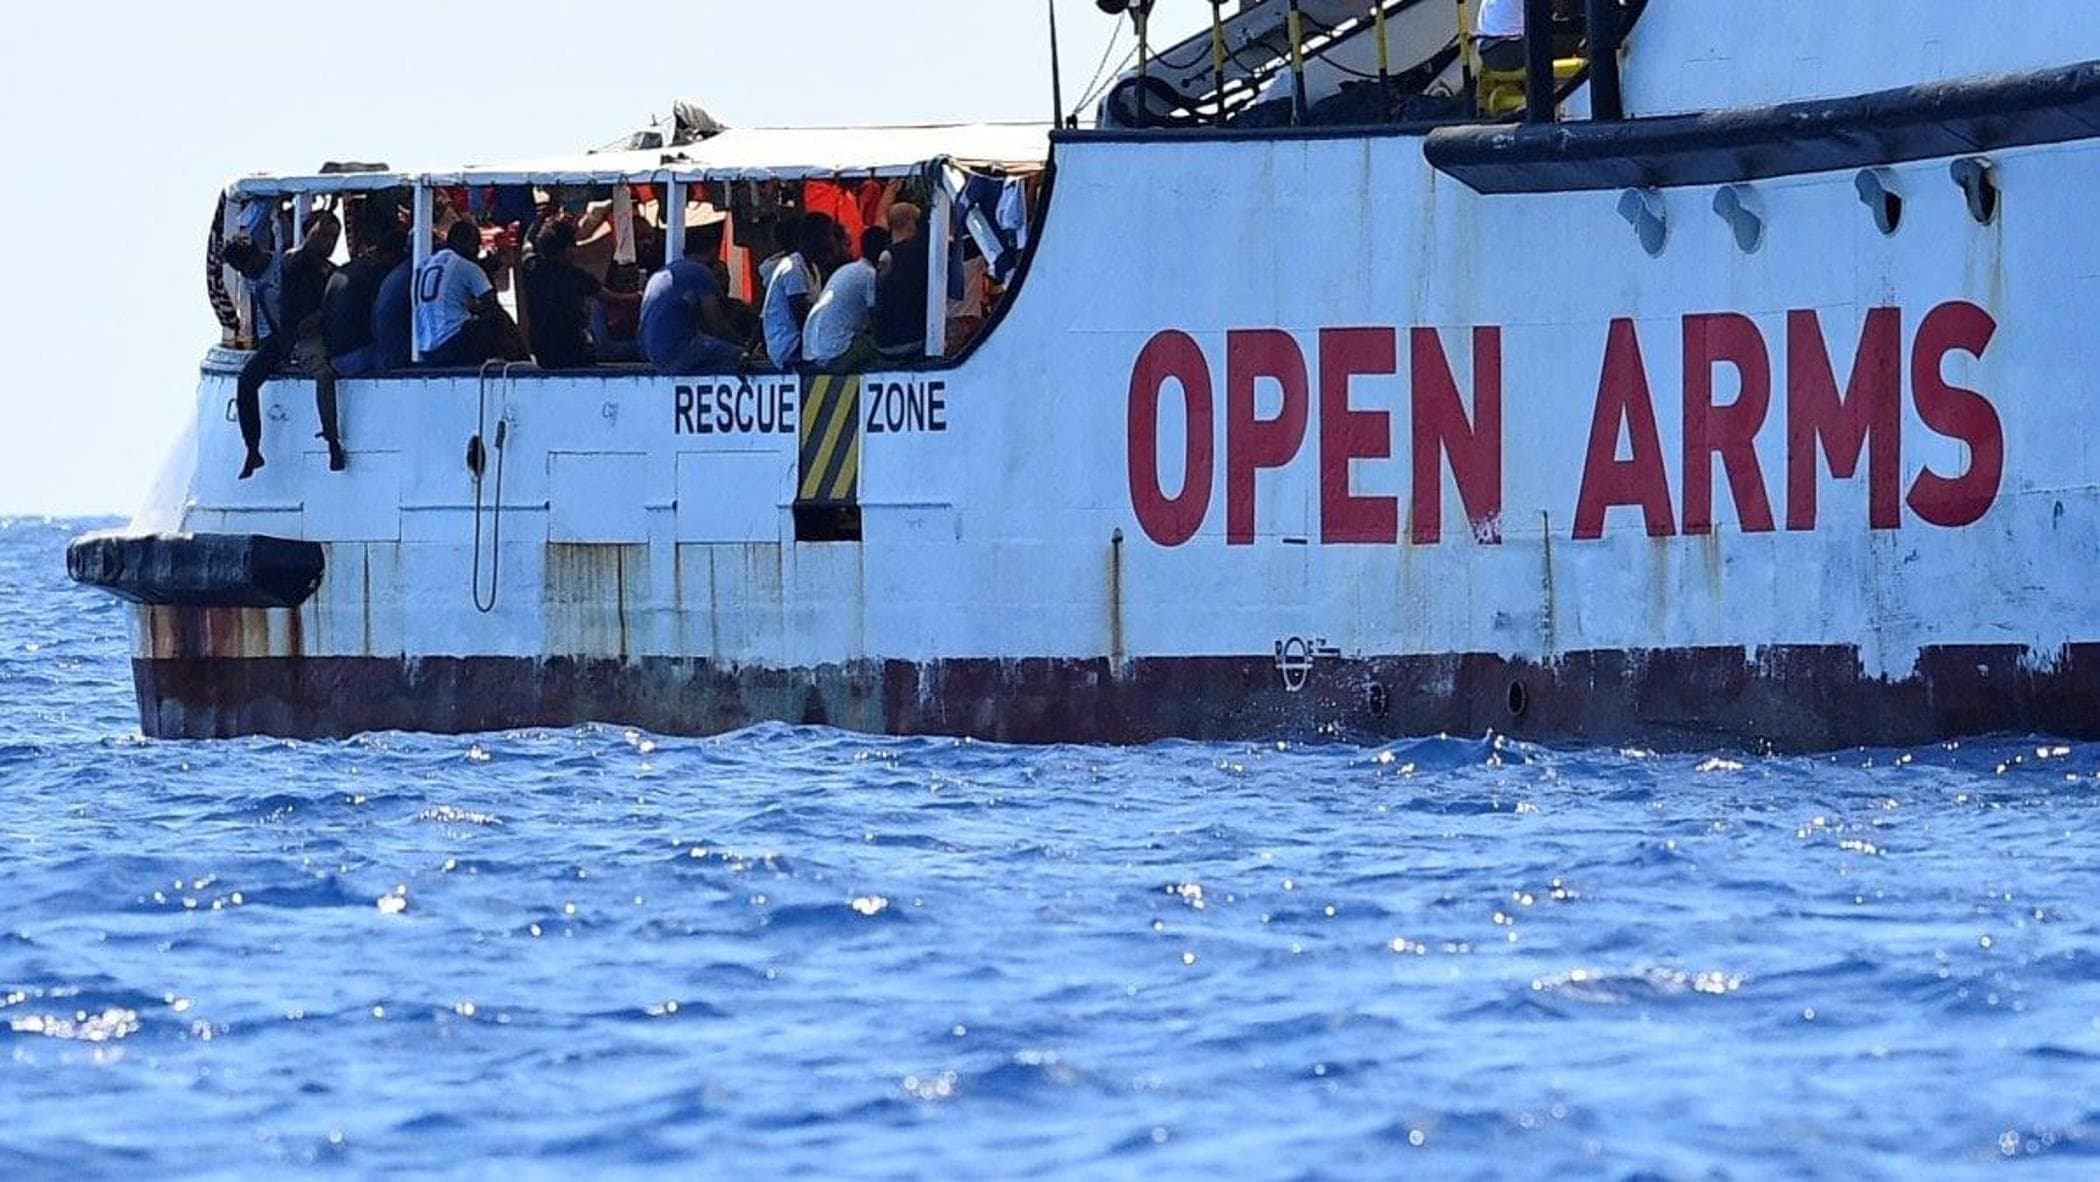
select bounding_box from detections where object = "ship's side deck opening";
[213,124,1051,386]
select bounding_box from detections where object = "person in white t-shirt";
[414,220,516,367]
[803,225,891,372]
[1475,0,1527,70]
[760,212,841,368]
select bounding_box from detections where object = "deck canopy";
[229,122,1052,196]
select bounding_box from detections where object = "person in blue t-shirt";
[324,222,407,380]
[640,215,747,374]
[372,252,414,371]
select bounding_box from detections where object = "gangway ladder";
[1100,0,1438,127]
[468,362,525,613]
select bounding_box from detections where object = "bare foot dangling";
[239,450,266,480]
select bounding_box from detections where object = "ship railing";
[214,152,1048,381]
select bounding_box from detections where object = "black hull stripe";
[132,645,2100,752]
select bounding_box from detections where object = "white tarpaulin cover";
[233,123,1051,196]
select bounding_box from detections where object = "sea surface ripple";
[2,517,2097,1179]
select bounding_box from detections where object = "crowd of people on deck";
[218,180,1011,476]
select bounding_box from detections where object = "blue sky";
[0,1,1209,516]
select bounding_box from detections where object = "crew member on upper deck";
[1474,0,1527,71]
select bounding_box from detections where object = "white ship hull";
[72,3,2100,747]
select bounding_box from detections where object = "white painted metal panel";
[549,452,653,544]
[303,451,401,542]
[675,452,787,544]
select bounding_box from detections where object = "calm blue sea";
[1,516,2096,1179]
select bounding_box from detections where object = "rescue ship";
[67,0,2100,748]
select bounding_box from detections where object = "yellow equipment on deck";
[1456,0,1594,118]
[1478,57,1590,116]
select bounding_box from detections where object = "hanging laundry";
[857,178,901,232]
[994,178,1031,281]
[959,172,1031,283]
[803,179,868,258]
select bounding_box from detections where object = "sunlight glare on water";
[0,518,2098,1177]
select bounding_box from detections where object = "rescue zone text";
[673,377,950,437]
[1127,302,2002,547]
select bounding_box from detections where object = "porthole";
[1617,188,1668,257]
[1855,168,1903,236]
[1712,184,1765,254]
[1951,157,2000,225]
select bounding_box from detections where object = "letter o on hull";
[1128,331,1215,547]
